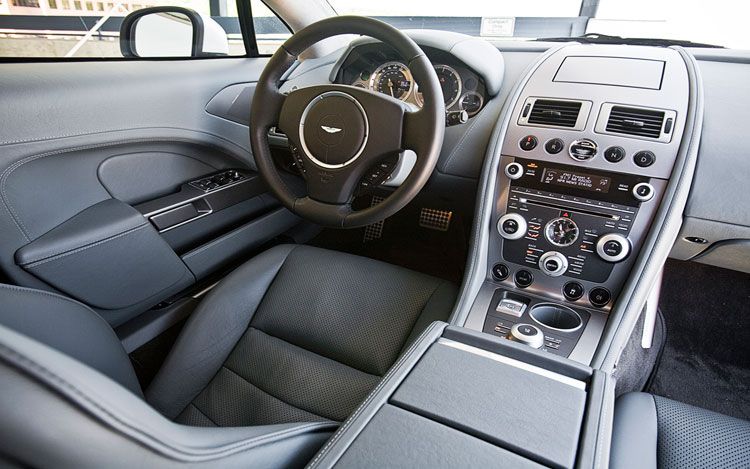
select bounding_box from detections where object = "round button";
[508,323,544,348]
[632,182,654,202]
[519,135,538,151]
[538,251,569,277]
[563,281,584,301]
[569,139,598,161]
[497,213,527,241]
[504,162,524,180]
[589,287,612,308]
[491,263,510,281]
[544,138,565,154]
[634,151,656,168]
[514,270,534,288]
[604,146,625,163]
[596,233,630,263]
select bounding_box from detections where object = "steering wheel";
[249,16,445,228]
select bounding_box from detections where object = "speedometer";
[434,65,462,108]
[370,61,413,101]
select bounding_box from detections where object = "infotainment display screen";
[541,168,612,193]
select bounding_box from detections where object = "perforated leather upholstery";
[611,392,750,469]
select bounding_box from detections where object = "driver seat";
[0,244,457,467]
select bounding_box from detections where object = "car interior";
[0,0,748,467]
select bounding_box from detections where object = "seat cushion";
[611,392,750,469]
[147,245,457,427]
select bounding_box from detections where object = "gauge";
[544,217,579,247]
[370,61,413,101]
[459,91,484,117]
[434,65,462,107]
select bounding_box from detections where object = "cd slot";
[523,198,618,221]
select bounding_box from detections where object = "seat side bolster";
[146,244,298,419]
[610,392,658,469]
[0,323,336,468]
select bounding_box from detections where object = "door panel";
[0,58,297,326]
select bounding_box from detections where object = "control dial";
[569,139,598,161]
[497,213,527,240]
[596,233,631,263]
[544,217,579,247]
[539,251,569,277]
[508,324,544,349]
[504,162,524,180]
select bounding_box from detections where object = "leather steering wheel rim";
[249,16,445,228]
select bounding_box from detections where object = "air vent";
[527,99,583,128]
[605,106,665,139]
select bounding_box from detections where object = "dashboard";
[335,43,489,117]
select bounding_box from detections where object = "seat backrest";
[0,283,142,395]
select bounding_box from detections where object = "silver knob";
[508,323,544,348]
[497,213,527,240]
[504,162,524,180]
[539,251,569,277]
[569,138,598,161]
[596,233,631,263]
[632,182,654,202]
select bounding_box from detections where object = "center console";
[462,44,693,364]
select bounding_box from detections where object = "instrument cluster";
[338,45,487,118]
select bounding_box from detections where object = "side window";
[250,0,291,55]
[0,0,288,59]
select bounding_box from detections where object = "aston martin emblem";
[320,125,342,134]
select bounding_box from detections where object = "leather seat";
[0,245,456,467]
[610,392,750,468]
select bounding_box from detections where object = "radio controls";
[520,135,538,151]
[504,162,524,180]
[589,287,612,308]
[544,138,565,154]
[508,323,544,348]
[604,146,626,163]
[596,233,631,262]
[544,217,579,247]
[514,269,534,288]
[634,150,656,167]
[632,182,654,202]
[569,139,598,161]
[497,213,527,240]
[539,251,569,277]
[563,281,585,301]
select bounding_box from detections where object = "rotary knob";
[596,233,631,263]
[539,251,569,277]
[508,323,544,349]
[497,213,527,240]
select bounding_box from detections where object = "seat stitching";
[249,326,382,378]
[220,365,329,422]
[0,340,337,460]
[187,403,219,427]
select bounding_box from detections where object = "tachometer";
[434,65,462,108]
[370,61,413,101]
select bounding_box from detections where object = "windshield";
[326,0,749,49]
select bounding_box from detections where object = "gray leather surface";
[610,392,658,469]
[333,404,544,468]
[147,244,297,418]
[0,323,336,468]
[611,392,750,469]
[15,198,194,310]
[157,245,457,426]
[0,283,142,396]
[98,151,217,205]
[391,342,585,469]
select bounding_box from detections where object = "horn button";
[300,92,368,168]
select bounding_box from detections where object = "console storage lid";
[308,324,607,469]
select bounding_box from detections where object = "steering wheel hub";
[299,91,368,168]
